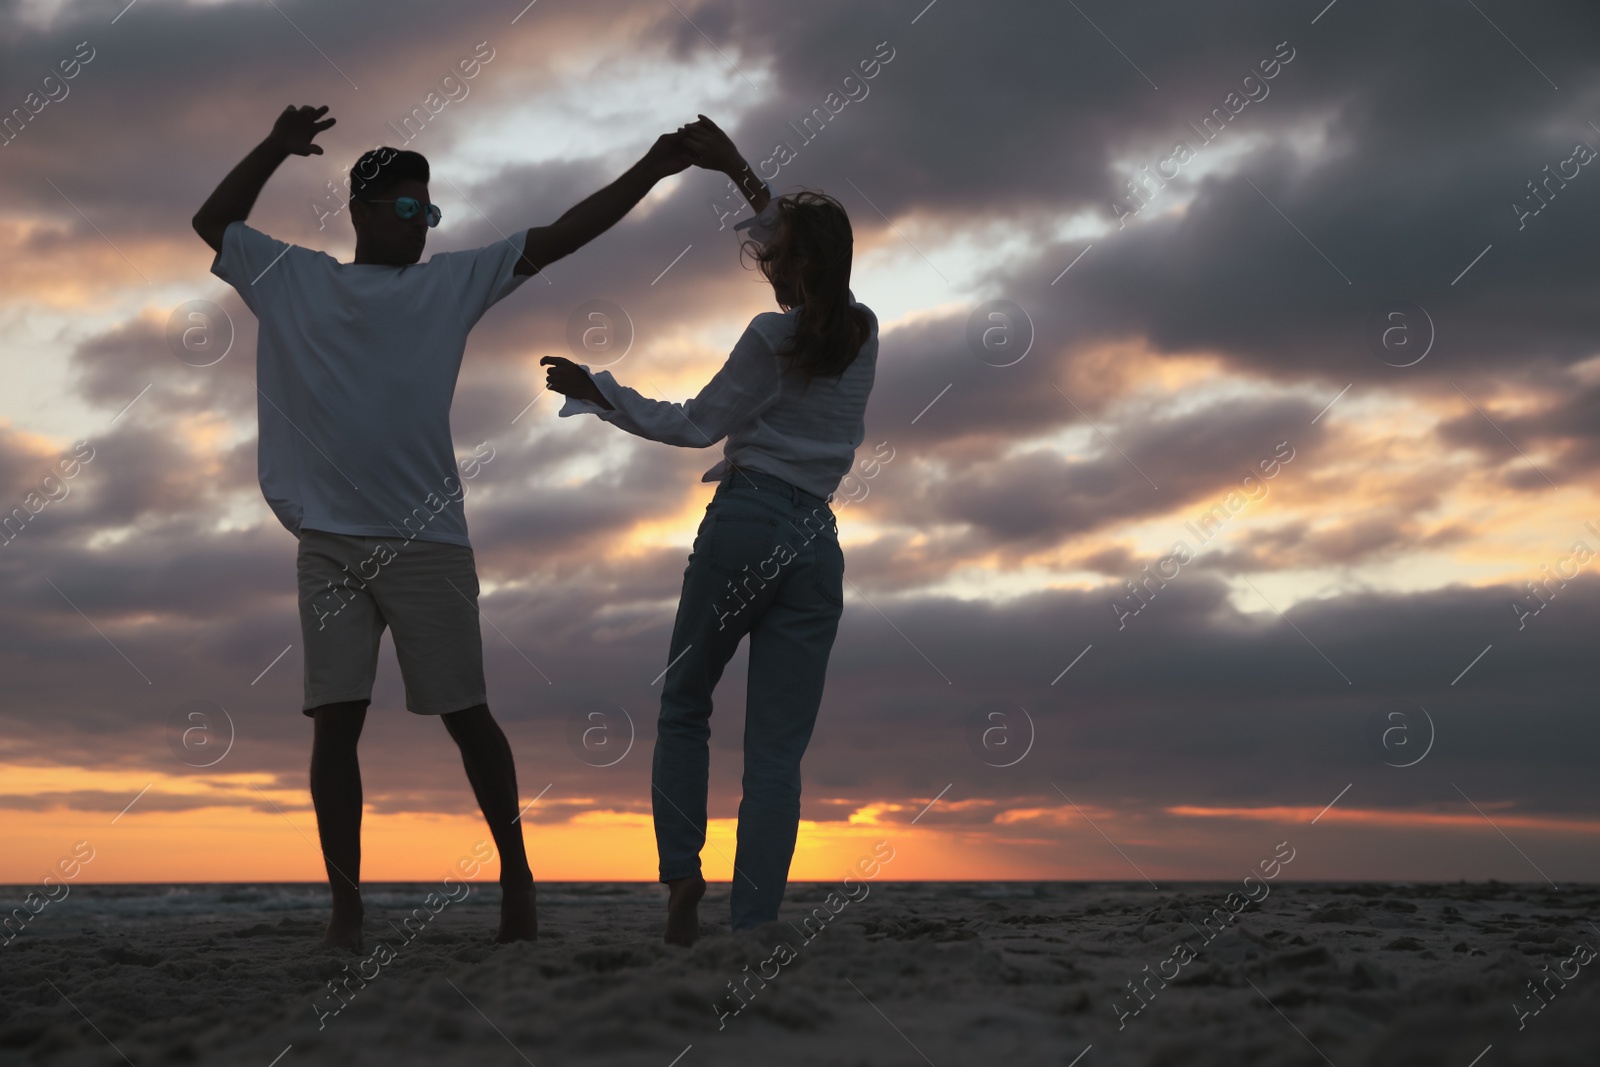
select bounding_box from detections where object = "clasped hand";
[644,114,744,178]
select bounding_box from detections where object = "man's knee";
[441,703,494,739]
[312,700,370,717]
[311,700,369,741]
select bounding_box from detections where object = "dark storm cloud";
[9,0,1600,392]
[1194,515,1476,574]
[1436,372,1600,487]
[16,0,1594,456]
[70,306,256,417]
[791,571,1600,824]
[6,528,1596,826]
[699,0,1600,381]
[890,394,1320,548]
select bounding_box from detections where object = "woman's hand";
[540,356,614,410]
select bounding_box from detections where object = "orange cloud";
[1166,803,1600,834]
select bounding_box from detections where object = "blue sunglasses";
[365,196,442,228]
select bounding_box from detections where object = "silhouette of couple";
[194,106,879,949]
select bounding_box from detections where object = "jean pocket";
[811,535,845,607]
[705,514,783,579]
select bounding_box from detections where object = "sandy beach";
[2,879,1597,1066]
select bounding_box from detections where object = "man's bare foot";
[321,899,364,951]
[664,874,705,947]
[496,881,537,943]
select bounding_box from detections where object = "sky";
[2,0,1599,887]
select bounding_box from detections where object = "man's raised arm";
[514,130,693,277]
[192,105,335,253]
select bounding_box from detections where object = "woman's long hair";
[740,190,870,385]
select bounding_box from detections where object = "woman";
[542,115,879,944]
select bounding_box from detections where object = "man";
[193,104,692,948]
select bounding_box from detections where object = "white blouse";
[557,182,879,501]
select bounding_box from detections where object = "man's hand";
[640,129,695,181]
[540,356,614,410]
[267,104,336,157]
[192,106,332,252]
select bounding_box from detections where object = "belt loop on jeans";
[728,464,828,514]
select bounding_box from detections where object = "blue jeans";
[652,467,846,929]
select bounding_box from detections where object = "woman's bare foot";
[664,874,705,946]
[496,881,537,943]
[321,897,364,951]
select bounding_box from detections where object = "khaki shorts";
[296,529,486,715]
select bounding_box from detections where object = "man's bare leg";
[442,704,536,942]
[664,874,705,946]
[310,700,369,949]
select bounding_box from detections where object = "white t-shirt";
[558,186,878,501]
[211,221,530,546]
